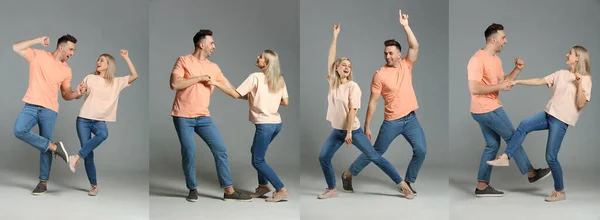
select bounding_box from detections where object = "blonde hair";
[262,50,285,93]
[329,57,353,89]
[572,46,591,77]
[93,54,116,84]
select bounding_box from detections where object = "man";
[341,10,424,198]
[467,23,551,197]
[169,29,251,202]
[12,34,85,195]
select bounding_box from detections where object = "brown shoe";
[88,185,98,196]
[317,188,338,199]
[249,186,271,198]
[266,190,289,202]
[399,181,414,199]
[544,190,565,202]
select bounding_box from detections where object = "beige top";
[544,69,592,126]
[326,80,361,130]
[236,72,288,124]
[78,75,130,122]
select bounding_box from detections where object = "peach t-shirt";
[78,75,130,122]
[544,69,592,126]
[468,49,505,114]
[236,72,289,124]
[371,57,419,121]
[22,48,72,113]
[171,55,229,118]
[326,80,361,130]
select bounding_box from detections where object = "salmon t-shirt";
[326,80,361,130]
[22,48,72,113]
[467,49,505,114]
[78,75,130,122]
[236,72,288,124]
[171,55,229,118]
[371,57,418,120]
[544,69,592,126]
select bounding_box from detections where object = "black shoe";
[399,181,417,196]
[528,168,552,184]
[341,173,354,192]
[186,189,198,202]
[475,185,504,197]
[223,191,252,202]
[32,182,47,195]
[52,141,69,163]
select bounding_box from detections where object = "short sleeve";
[349,82,362,109]
[467,56,484,82]
[370,71,383,94]
[171,57,185,78]
[544,71,560,88]
[25,48,37,62]
[117,76,131,90]
[282,81,289,99]
[61,68,72,89]
[235,74,256,96]
[581,75,592,101]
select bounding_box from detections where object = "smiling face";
[58,41,76,61]
[199,35,215,57]
[491,30,507,53]
[96,55,108,72]
[336,59,352,79]
[384,46,401,66]
[566,48,579,66]
[256,53,267,69]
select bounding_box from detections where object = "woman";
[211,50,290,202]
[68,49,139,196]
[487,46,592,202]
[317,24,413,200]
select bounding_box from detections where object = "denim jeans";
[471,107,534,183]
[348,112,426,183]
[173,116,233,190]
[319,128,402,189]
[13,103,57,181]
[503,111,568,191]
[251,123,284,190]
[76,117,109,185]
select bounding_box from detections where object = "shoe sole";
[530,171,552,184]
[342,188,354,193]
[486,162,509,167]
[57,142,69,163]
[475,194,504,197]
[32,191,46,196]
[224,198,253,202]
[399,192,418,196]
[186,198,198,202]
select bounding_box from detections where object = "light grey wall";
[300,0,449,173]
[0,0,149,173]
[149,0,300,177]
[449,0,600,171]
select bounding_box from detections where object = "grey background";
[449,1,600,219]
[0,0,149,175]
[449,0,600,172]
[148,0,299,219]
[0,0,149,219]
[300,0,449,174]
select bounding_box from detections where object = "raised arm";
[328,24,340,79]
[399,10,419,64]
[119,49,139,84]
[13,36,49,57]
[503,57,525,81]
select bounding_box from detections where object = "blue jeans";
[471,107,534,183]
[251,123,284,190]
[13,103,58,181]
[76,117,109,185]
[348,112,426,183]
[503,112,567,191]
[173,116,233,190]
[319,128,402,189]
